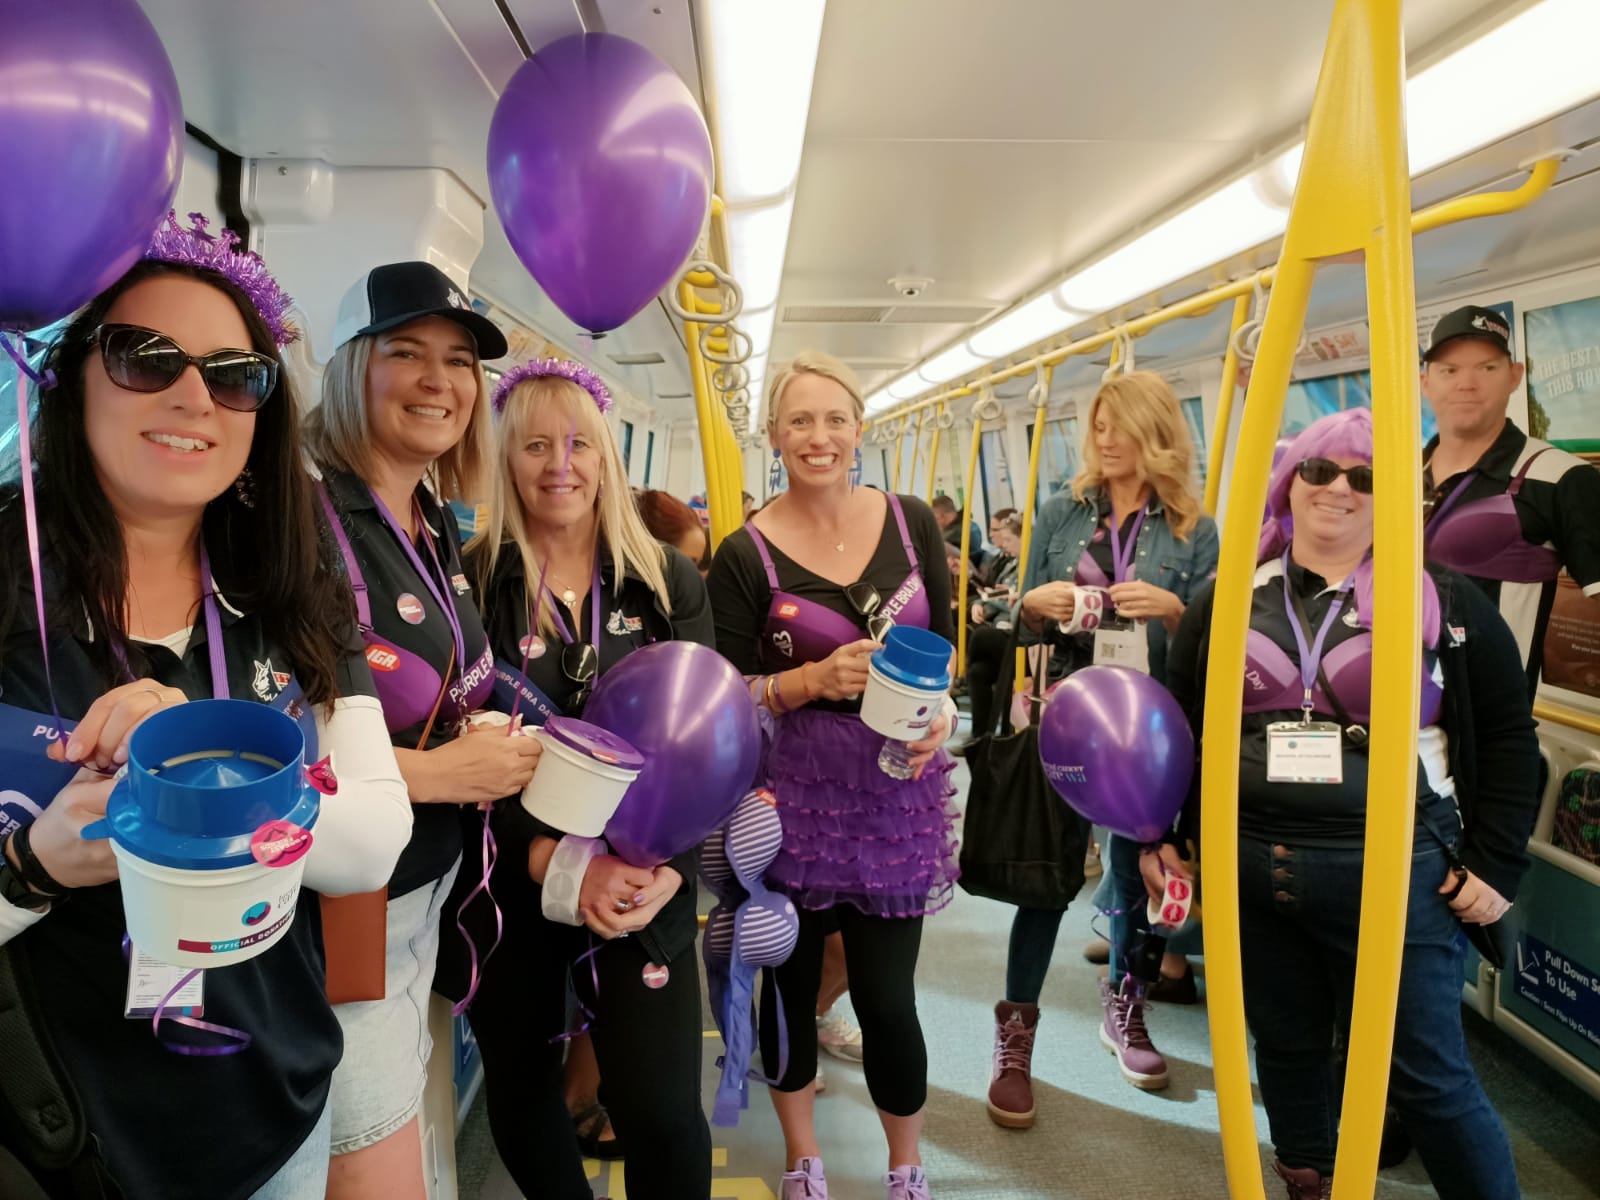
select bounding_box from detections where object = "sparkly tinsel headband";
[145,212,299,348]
[492,356,613,415]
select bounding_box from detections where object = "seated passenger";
[0,220,412,1199]
[1158,408,1537,1200]
[963,512,1023,738]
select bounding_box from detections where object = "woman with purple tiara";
[706,351,957,1200]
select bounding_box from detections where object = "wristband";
[540,835,605,926]
[12,824,67,899]
[1058,584,1109,635]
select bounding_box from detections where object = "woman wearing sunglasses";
[438,359,714,1199]
[1159,408,1536,1199]
[706,351,956,1200]
[0,218,412,1199]
[986,370,1217,1128]
[305,263,541,1199]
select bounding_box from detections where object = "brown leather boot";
[1272,1160,1332,1200]
[985,1000,1039,1129]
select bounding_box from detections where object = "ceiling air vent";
[608,352,667,366]
[656,392,692,400]
[783,305,894,324]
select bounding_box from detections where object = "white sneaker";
[816,1009,865,1062]
[1084,841,1103,878]
[814,1061,826,1094]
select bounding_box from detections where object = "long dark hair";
[0,260,354,708]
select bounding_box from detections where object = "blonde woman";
[984,370,1218,1129]
[707,351,956,1200]
[437,359,713,1199]
[306,263,540,1199]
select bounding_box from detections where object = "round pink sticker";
[397,593,426,625]
[641,963,670,990]
[251,820,313,869]
[520,634,546,659]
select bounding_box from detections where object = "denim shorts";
[328,859,460,1155]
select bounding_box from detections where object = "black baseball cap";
[1424,305,1513,362]
[332,262,508,359]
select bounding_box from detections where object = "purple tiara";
[145,212,300,348]
[492,356,613,415]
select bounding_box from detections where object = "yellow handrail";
[924,403,946,502]
[679,280,741,548]
[1013,366,1053,683]
[1411,156,1560,234]
[955,409,986,677]
[1204,294,1253,515]
[1534,699,1600,739]
[1200,3,1420,1196]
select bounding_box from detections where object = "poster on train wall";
[1542,575,1600,701]
[1525,294,1600,454]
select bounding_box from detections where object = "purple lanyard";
[1424,470,1477,531]
[1108,506,1148,583]
[1281,551,1352,717]
[369,487,467,670]
[543,559,604,647]
[197,545,229,699]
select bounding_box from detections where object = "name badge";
[125,947,204,1018]
[1266,720,1344,784]
[1093,617,1150,675]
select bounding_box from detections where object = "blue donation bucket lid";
[94,699,321,871]
[542,716,644,772]
[872,626,952,691]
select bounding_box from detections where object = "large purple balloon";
[1037,666,1195,843]
[585,641,760,867]
[487,33,713,334]
[0,0,184,330]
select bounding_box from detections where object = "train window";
[1183,397,1207,483]
[643,429,654,485]
[979,428,1012,513]
[1028,417,1080,512]
[620,418,634,472]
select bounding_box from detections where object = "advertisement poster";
[1278,370,1439,445]
[1542,575,1600,701]
[1525,294,1600,453]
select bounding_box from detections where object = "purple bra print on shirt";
[1424,448,1559,584]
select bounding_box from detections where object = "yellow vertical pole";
[680,281,737,549]
[956,410,985,677]
[907,409,928,497]
[924,403,946,501]
[890,415,909,493]
[1013,366,1052,684]
[1204,293,1253,515]
[1198,4,1418,1198]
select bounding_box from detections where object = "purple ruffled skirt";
[761,706,959,918]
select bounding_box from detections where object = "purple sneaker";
[884,1164,930,1199]
[1099,976,1169,1089]
[781,1156,827,1199]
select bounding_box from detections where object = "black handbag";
[958,628,1089,911]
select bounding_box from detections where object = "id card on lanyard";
[1265,553,1350,785]
[1093,507,1151,675]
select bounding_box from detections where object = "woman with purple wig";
[1160,408,1536,1200]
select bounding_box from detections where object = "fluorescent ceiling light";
[966,292,1083,359]
[744,350,769,434]
[885,374,924,402]
[703,1,828,205]
[741,306,776,359]
[725,196,795,312]
[865,389,894,414]
[917,342,990,385]
[1406,0,1600,174]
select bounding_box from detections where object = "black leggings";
[759,905,927,1116]
[965,624,1011,737]
[464,896,710,1200]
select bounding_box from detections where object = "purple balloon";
[585,641,760,867]
[487,33,713,334]
[0,0,184,330]
[1037,666,1194,843]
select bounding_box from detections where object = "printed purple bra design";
[1425,447,1560,584]
[319,486,493,735]
[1242,627,1443,726]
[746,493,930,671]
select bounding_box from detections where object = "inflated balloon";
[0,0,184,330]
[1037,665,1194,843]
[584,641,760,866]
[487,33,714,333]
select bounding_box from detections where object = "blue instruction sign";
[1511,931,1600,1052]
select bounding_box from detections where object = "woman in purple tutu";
[707,351,957,1200]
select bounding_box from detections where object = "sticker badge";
[305,754,338,796]
[519,633,547,660]
[251,658,289,702]
[397,593,426,625]
[250,820,313,868]
[642,962,670,990]
[777,602,800,619]
[365,644,401,672]
[451,572,471,595]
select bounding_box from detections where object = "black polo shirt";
[320,468,493,898]
[0,568,372,1200]
[434,539,712,996]
[1424,419,1600,696]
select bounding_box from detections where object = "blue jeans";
[1101,833,1202,984]
[1237,835,1519,1199]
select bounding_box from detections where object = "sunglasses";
[561,641,600,714]
[844,582,894,644]
[94,324,279,413]
[1295,457,1373,495]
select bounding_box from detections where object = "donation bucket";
[524,716,644,837]
[860,626,952,741]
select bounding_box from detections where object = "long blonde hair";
[1070,370,1202,539]
[305,332,492,503]
[468,376,670,637]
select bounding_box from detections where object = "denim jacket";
[1020,487,1219,684]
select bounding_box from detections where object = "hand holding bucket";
[859,627,953,779]
[83,700,323,969]
[520,716,643,838]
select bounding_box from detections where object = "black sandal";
[572,1101,625,1161]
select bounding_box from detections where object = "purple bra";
[1425,448,1559,583]
[1242,625,1443,726]
[320,487,493,736]
[746,494,930,671]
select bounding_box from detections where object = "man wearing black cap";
[1421,304,1600,699]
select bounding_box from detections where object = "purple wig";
[1258,407,1440,648]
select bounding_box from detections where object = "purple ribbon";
[1108,505,1148,584]
[550,933,605,1044]
[120,935,252,1057]
[1423,471,1477,533]
[368,487,467,672]
[450,805,503,1017]
[1280,550,1353,714]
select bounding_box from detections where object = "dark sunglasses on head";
[844,581,894,644]
[1295,457,1373,495]
[94,324,279,413]
[561,640,600,713]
